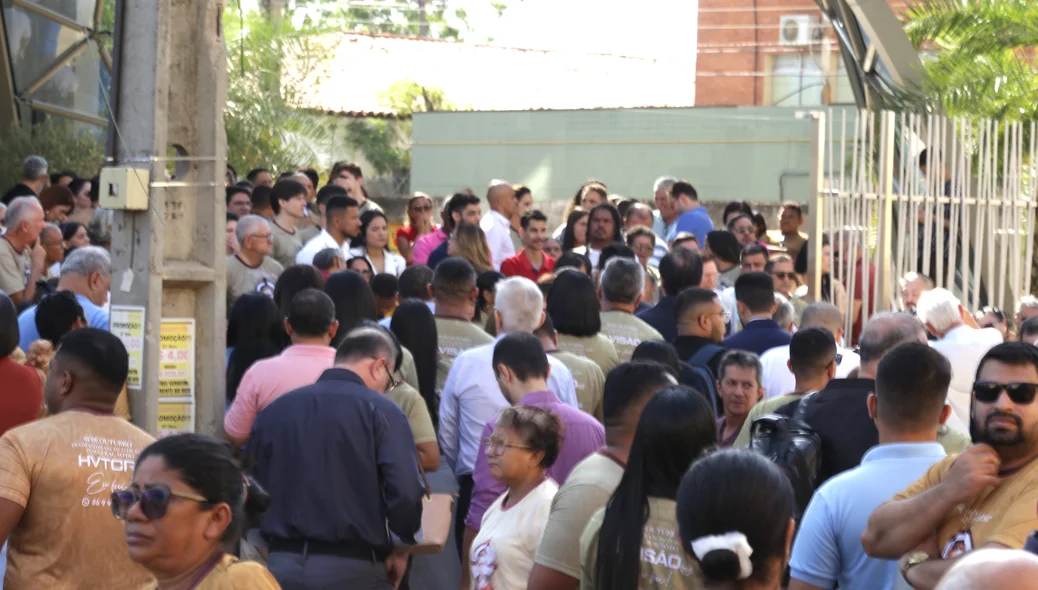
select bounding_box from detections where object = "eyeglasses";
[413,205,432,212]
[111,484,208,521]
[772,272,797,280]
[974,382,1038,405]
[484,437,533,455]
[376,357,402,392]
[250,233,274,243]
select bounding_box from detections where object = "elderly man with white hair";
[17,246,112,352]
[479,179,517,271]
[226,214,283,305]
[0,196,46,302]
[917,287,1003,425]
[652,176,679,241]
[438,276,577,557]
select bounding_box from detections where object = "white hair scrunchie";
[689,531,754,580]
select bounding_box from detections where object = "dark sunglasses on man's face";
[772,272,797,280]
[973,382,1038,405]
[111,484,208,521]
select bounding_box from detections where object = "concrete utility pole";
[106,0,227,436]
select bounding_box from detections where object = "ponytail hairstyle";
[136,433,270,542]
[594,385,717,590]
[676,449,794,587]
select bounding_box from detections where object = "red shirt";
[500,249,556,281]
[0,356,42,437]
[395,225,439,246]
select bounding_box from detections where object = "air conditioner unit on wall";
[779,15,817,46]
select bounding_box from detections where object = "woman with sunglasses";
[469,406,563,590]
[114,433,279,589]
[396,193,437,266]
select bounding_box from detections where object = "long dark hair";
[226,294,284,403]
[391,299,439,428]
[273,264,324,316]
[352,210,389,251]
[584,203,623,247]
[595,385,717,590]
[561,209,589,251]
[473,270,504,324]
[677,450,794,587]
[546,269,601,337]
[324,270,377,347]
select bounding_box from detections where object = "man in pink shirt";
[224,288,339,445]
[461,332,604,574]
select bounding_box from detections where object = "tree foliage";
[345,80,459,192]
[0,120,105,190]
[900,0,1038,120]
[223,5,334,174]
[288,0,491,40]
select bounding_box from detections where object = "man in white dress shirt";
[917,287,1003,425]
[438,276,578,557]
[760,302,861,399]
[479,180,517,271]
[295,195,360,265]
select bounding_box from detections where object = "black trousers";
[454,473,474,560]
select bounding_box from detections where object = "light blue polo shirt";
[673,207,713,247]
[789,442,947,590]
[18,293,110,351]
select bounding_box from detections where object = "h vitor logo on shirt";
[256,278,275,298]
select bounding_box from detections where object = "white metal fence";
[805,110,1038,343]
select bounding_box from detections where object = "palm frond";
[903,0,1038,56]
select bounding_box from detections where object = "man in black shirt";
[247,326,424,589]
[1,156,47,205]
[792,312,942,483]
[673,287,727,376]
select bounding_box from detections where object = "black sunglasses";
[973,382,1038,405]
[111,484,208,521]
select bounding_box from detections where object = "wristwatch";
[900,551,930,584]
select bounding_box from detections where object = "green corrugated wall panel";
[411,106,858,203]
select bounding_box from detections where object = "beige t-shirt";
[733,393,805,449]
[534,452,624,579]
[398,346,420,392]
[226,254,283,305]
[297,224,320,246]
[894,454,1038,555]
[599,310,664,363]
[0,236,29,296]
[385,383,436,445]
[270,220,303,269]
[434,316,494,395]
[0,412,156,588]
[556,333,620,376]
[550,350,605,422]
[581,496,703,590]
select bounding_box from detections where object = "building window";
[769,54,825,107]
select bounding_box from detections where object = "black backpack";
[684,344,725,416]
[749,392,823,519]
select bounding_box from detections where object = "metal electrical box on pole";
[105,0,228,437]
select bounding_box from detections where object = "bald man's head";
[487,180,516,217]
[801,302,843,336]
[858,312,927,365]
[936,549,1038,590]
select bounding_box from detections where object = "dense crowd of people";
[0,154,1037,589]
